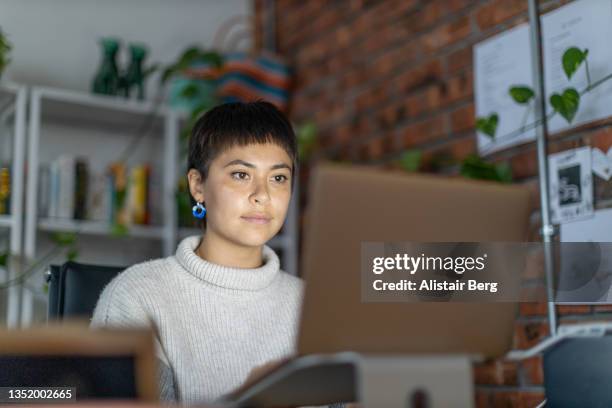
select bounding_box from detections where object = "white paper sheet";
[474,24,535,155]
[558,208,612,303]
[561,207,612,241]
[542,0,612,133]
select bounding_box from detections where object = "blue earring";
[192,202,207,219]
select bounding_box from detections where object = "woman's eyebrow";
[224,159,291,171]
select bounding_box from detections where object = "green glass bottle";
[125,43,147,100]
[92,38,120,95]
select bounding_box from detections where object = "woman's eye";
[231,171,249,180]
[273,175,289,183]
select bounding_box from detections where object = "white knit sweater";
[90,235,304,405]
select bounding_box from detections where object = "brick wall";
[255,0,612,406]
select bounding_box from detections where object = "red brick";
[476,0,528,31]
[509,149,538,180]
[557,305,592,315]
[420,136,476,169]
[473,360,518,386]
[440,69,474,106]
[355,85,390,113]
[366,136,385,160]
[448,46,473,75]
[521,356,544,385]
[587,127,612,151]
[520,302,548,317]
[475,389,491,408]
[422,15,472,53]
[400,116,446,148]
[404,84,443,119]
[490,390,545,408]
[491,391,521,408]
[395,59,443,94]
[519,391,546,408]
[450,103,475,133]
[514,321,550,350]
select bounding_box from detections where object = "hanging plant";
[0,28,12,79]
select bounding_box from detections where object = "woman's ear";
[187,168,206,203]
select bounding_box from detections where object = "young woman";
[91,101,303,404]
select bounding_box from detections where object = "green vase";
[92,38,120,95]
[124,43,147,100]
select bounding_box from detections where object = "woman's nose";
[251,178,271,204]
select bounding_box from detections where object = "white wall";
[0,0,253,96]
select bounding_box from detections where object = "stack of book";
[39,155,151,227]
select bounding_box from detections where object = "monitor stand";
[227,353,474,407]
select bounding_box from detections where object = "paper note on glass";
[542,0,612,133]
[474,24,535,155]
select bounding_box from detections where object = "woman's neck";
[196,230,264,269]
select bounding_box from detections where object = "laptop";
[227,163,532,407]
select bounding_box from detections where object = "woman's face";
[191,142,293,248]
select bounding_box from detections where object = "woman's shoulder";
[104,257,174,294]
[91,257,173,328]
[276,270,305,295]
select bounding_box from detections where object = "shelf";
[33,86,171,134]
[0,82,23,96]
[38,218,164,239]
[177,227,293,250]
[0,215,12,228]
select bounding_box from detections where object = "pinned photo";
[549,146,594,224]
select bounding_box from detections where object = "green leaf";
[111,223,128,237]
[476,113,499,139]
[460,155,513,183]
[509,86,534,104]
[66,248,78,261]
[0,251,7,267]
[160,48,224,84]
[296,122,318,161]
[180,83,200,99]
[550,88,580,123]
[398,150,422,172]
[51,232,77,246]
[494,162,513,183]
[562,47,588,80]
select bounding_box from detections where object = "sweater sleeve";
[90,272,178,402]
[90,272,151,329]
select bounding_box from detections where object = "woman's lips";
[241,216,271,224]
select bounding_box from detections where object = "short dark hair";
[187,100,298,204]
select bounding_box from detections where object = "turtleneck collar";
[174,235,280,291]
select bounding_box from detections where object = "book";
[128,164,150,225]
[108,162,128,227]
[0,166,10,215]
[57,155,75,220]
[73,159,88,220]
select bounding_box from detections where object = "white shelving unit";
[0,83,27,328]
[22,86,179,326]
[18,85,300,326]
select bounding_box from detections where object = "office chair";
[544,336,612,407]
[46,261,125,321]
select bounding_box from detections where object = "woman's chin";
[234,232,274,248]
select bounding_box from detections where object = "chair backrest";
[544,337,612,407]
[47,261,125,321]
